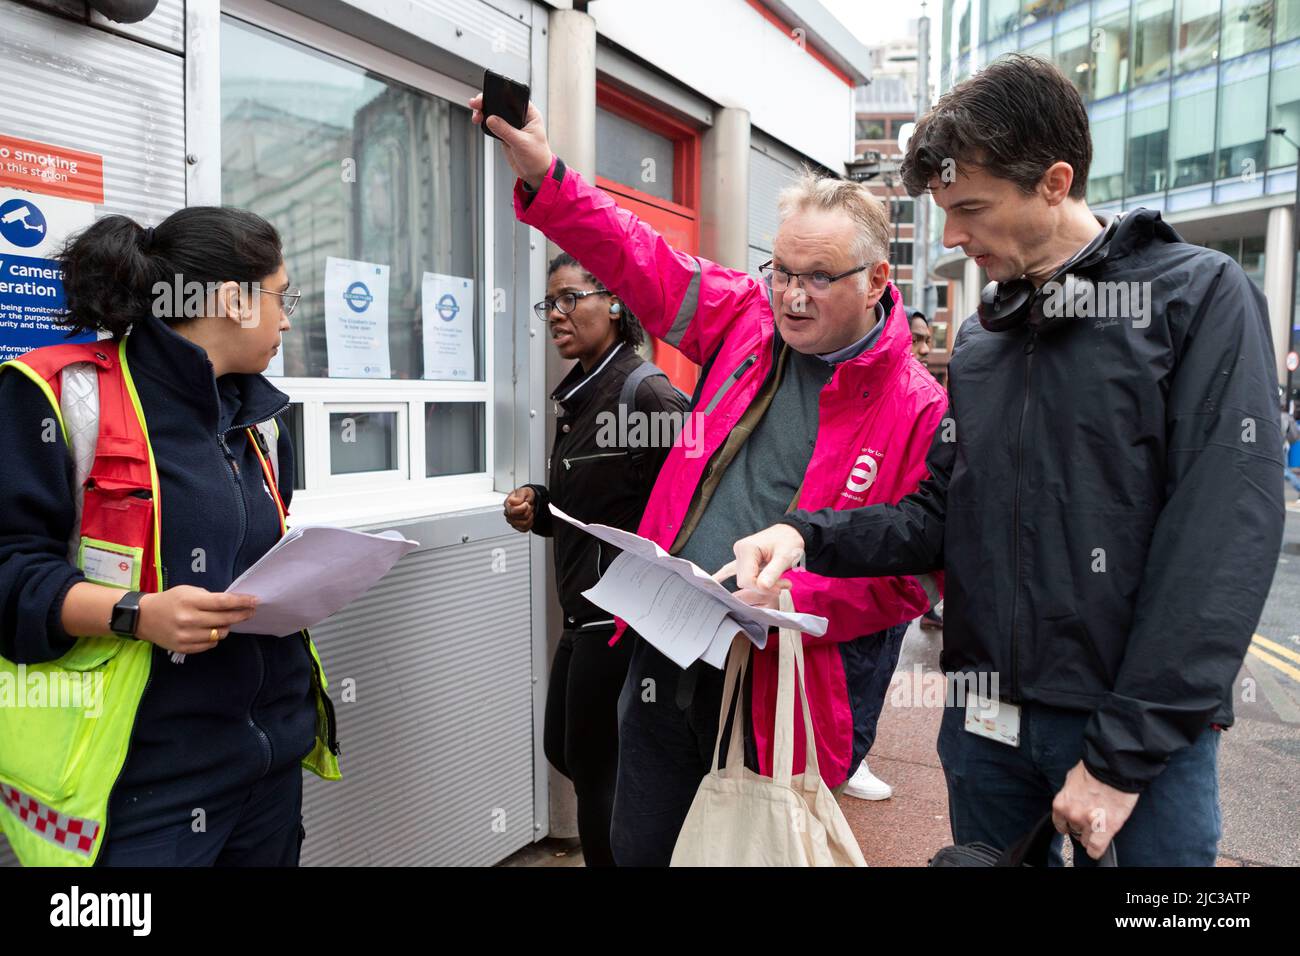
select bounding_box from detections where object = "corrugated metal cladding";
[1,2,186,226]
[748,146,801,274]
[90,0,186,54]
[415,0,530,65]
[301,532,534,866]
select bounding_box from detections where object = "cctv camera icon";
[0,205,45,234]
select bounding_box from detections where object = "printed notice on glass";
[421,272,475,381]
[325,256,390,379]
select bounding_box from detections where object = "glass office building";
[934,0,1299,381]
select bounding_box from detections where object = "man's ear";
[1038,161,1075,206]
[866,260,890,307]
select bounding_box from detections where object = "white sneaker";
[843,759,893,801]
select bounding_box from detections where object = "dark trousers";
[544,625,633,867]
[610,636,755,867]
[937,700,1222,866]
[846,622,908,771]
[96,762,304,866]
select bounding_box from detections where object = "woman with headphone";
[0,207,338,867]
[503,252,687,866]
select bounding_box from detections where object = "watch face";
[111,594,140,636]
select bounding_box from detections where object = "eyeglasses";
[262,286,302,317]
[758,259,870,295]
[532,289,611,320]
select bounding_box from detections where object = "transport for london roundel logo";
[845,453,877,493]
[343,281,373,313]
[436,293,460,322]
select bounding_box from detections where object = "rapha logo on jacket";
[843,450,881,499]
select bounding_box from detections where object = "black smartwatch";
[109,591,144,638]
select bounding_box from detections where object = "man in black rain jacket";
[729,55,1285,866]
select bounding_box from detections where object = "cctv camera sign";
[0,136,102,361]
[0,190,94,259]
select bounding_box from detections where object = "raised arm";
[472,96,765,365]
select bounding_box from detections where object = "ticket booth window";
[219,12,493,517]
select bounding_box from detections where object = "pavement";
[507,488,1300,867]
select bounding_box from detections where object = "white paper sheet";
[551,505,827,669]
[168,525,419,663]
[421,272,475,381]
[325,256,391,378]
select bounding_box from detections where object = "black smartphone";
[481,69,530,140]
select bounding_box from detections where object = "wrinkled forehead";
[772,206,859,265]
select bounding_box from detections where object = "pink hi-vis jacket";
[516,157,948,787]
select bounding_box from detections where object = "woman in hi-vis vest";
[0,208,338,867]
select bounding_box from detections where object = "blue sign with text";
[0,253,95,362]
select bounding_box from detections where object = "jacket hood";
[1092,207,1185,265]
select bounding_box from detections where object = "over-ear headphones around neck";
[977,216,1120,334]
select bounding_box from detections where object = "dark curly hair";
[547,251,645,349]
[56,206,283,339]
[900,54,1092,200]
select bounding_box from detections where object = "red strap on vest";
[12,341,286,591]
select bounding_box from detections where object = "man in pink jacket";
[474,96,947,865]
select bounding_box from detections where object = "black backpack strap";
[620,360,686,411]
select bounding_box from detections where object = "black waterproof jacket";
[526,341,687,628]
[785,209,1284,793]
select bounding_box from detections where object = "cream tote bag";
[670,592,868,867]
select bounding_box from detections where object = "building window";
[596,107,677,203]
[1269,41,1300,168]
[1090,94,1129,201]
[1170,66,1218,186]
[1176,0,1221,74]
[887,198,915,224]
[1220,0,1273,61]
[426,402,485,477]
[1133,0,1175,86]
[1216,51,1270,180]
[1022,0,1070,25]
[936,284,950,308]
[985,0,1021,40]
[1057,25,1095,98]
[932,322,950,350]
[894,281,913,307]
[1280,0,1300,43]
[1203,235,1267,289]
[220,14,492,511]
[1127,81,1171,195]
[1023,18,1054,59]
[942,0,954,68]
[856,117,887,140]
[1091,0,1133,100]
[891,241,915,266]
